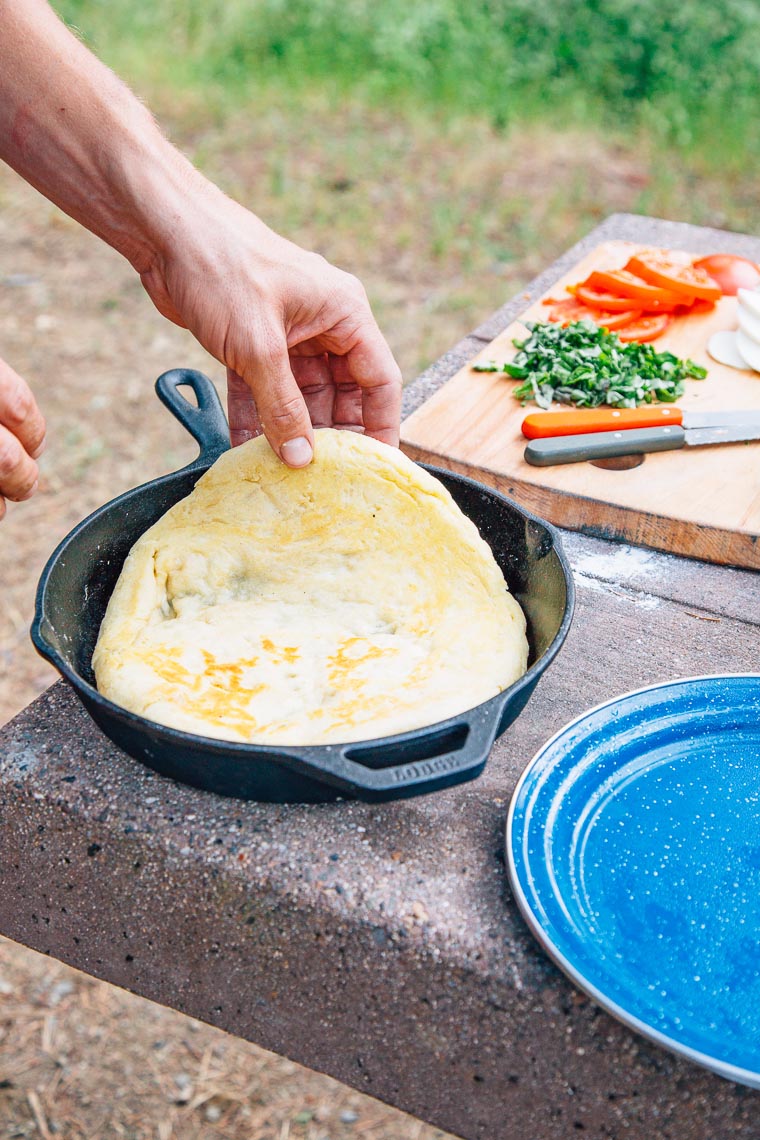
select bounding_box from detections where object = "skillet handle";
[310,705,504,802]
[155,368,231,466]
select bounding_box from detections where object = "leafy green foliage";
[474,320,707,408]
[54,0,760,154]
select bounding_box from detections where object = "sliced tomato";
[547,297,642,330]
[573,280,681,313]
[585,269,684,307]
[616,313,672,343]
[547,298,596,323]
[593,310,644,331]
[692,254,760,296]
[626,251,722,302]
[677,297,716,316]
[596,310,644,331]
[571,283,646,312]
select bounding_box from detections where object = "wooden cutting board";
[401,240,760,569]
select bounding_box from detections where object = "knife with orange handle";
[522,406,686,439]
[523,407,760,466]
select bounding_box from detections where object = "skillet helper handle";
[155,368,231,466]
[525,425,687,466]
[320,711,502,802]
[522,406,684,439]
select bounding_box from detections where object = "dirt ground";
[0,99,739,1138]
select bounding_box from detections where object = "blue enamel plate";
[507,674,760,1087]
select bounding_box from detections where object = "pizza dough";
[93,429,528,744]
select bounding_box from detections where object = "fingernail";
[31,437,46,460]
[19,479,39,501]
[280,437,313,467]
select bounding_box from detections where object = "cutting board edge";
[402,441,760,572]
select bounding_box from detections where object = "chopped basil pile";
[472,320,707,409]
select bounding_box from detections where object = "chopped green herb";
[476,320,707,409]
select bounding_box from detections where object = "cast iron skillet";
[32,368,574,803]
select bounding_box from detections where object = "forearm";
[0,0,204,272]
[0,1,401,469]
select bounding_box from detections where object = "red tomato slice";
[692,254,760,296]
[574,281,681,313]
[547,298,642,330]
[616,313,672,343]
[547,298,596,323]
[572,283,645,312]
[594,310,644,331]
[677,298,716,316]
[626,251,722,302]
[586,269,684,306]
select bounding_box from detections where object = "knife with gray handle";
[523,411,760,466]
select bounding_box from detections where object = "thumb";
[241,338,314,468]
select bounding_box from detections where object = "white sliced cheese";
[707,330,751,371]
[737,287,760,320]
[738,305,760,346]
[736,329,760,373]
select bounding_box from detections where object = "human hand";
[0,357,46,520]
[0,4,400,470]
[139,190,402,466]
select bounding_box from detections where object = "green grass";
[56,0,760,163]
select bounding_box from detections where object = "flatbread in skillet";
[93,429,528,744]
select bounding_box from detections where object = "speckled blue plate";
[507,674,760,1087]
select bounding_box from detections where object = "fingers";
[238,336,315,468]
[0,357,45,461]
[329,354,364,431]
[283,265,401,443]
[0,359,44,513]
[228,329,400,463]
[0,422,39,506]
[228,359,337,447]
[291,355,335,428]
[226,367,262,446]
[341,323,403,447]
[291,311,402,442]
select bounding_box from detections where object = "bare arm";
[0,0,402,496]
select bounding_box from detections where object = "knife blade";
[524,421,760,466]
[521,406,760,439]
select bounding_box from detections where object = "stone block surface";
[3,215,760,1139]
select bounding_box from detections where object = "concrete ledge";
[3,215,760,1138]
[3,543,759,1139]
